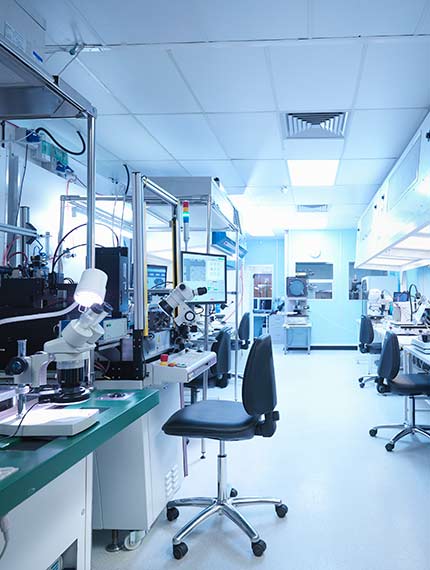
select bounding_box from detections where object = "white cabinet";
[268,314,285,344]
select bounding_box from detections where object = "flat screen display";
[181,252,227,304]
[147,264,167,290]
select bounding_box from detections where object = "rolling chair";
[188,329,231,403]
[238,311,250,350]
[358,315,382,389]
[162,335,288,559]
[369,331,430,451]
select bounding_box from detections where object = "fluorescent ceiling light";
[394,236,430,250]
[370,258,410,266]
[287,159,339,186]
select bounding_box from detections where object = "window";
[253,273,272,298]
[348,262,387,300]
[295,262,334,300]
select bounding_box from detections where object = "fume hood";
[355,111,430,272]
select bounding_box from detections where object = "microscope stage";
[0,405,99,437]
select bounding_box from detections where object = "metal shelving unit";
[0,38,97,267]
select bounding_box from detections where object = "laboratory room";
[1,2,430,570]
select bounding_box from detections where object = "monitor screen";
[286,277,308,298]
[147,264,167,290]
[181,252,227,304]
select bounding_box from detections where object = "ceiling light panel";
[287,160,339,186]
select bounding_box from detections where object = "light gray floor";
[92,348,430,570]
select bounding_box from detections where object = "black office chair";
[188,329,231,403]
[369,332,430,451]
[358,315,382,388]
[162,335,288,560]
[238,311,250,350]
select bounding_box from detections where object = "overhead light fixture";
[287,159,339,186]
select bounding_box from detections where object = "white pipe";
[0,302,78,327]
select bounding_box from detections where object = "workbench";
[0,389,159,570]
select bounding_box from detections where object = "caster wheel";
[251,539,266,557]
[216,374,229,388]
[230,488,238,498]
[173,542,188,560]
[359,383,365,388]
[377,383,388,394]
[167,507,179,521]
[275,503,288,518]
[385,442,395,452]
[369,428,377,437]
[123,533,143,551]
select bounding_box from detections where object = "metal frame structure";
[0,39,97,270]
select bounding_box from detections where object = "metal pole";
[6,153,19,253]
[201,197,212,459]
[132,173,146,379]
[86,114,96,268]
[234,228,240,402]
[142,176,179,206]
[57,197,66,276]
[18,206,30,265]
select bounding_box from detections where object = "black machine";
[95,247,129,317]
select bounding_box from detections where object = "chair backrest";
[359,315,374,347]
[242,335,277,417]
[377,332,400,381]
[212,329,231,376]
[238,312,250,342]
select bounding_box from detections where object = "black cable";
[51,223,119,270]
[35,127,86,156]
[52,242,104,270]
[0,400,39,445]
[149,281,173,290]
[408,283,420,316]
[123,163,130,195]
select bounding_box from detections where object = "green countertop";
[0,389,159,517]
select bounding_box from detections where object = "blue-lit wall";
[245,230,364,346]
[245,237,285,298]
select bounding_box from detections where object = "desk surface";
[0,388,159,517]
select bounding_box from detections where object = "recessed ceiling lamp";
[287,159,339,186]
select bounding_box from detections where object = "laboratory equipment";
[0,269,109,436]
[148,349,217,386]
[147,264,168,289]
[181,251,227,304]
[286,276,308,298]
[95,247,129,317]
[159,282,207,327]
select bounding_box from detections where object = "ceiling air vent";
[296,204,329,213]
[284,112,348,139]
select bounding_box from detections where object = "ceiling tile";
[225,187,246,195]
[343,109,427,159]
[34,0,104,45]
[290,185,379,206]
[356,40,430,109]
[336,159,396,185]
[96,116,172,160]
[173,46,275,113]
[79,48,199,114]
[312,0,427,36]
[233,160,288,187]
[179,161,244,186]
[138,115,227,160]
[70,0,207,44]
[270,42,363,111]
[283,139,344,160]
[195,0,307,40]
[416,5,430,33]
[208,113,283,159]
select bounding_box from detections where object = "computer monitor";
[181,251,227,304]
[147,264,168,290]
[286,277,308,298]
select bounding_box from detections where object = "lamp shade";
[74,268,107,307]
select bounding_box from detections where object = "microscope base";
[0,405,99,437]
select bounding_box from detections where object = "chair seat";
[162,400,259,441]
[368,342,382,354]
[391,373,430,395]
